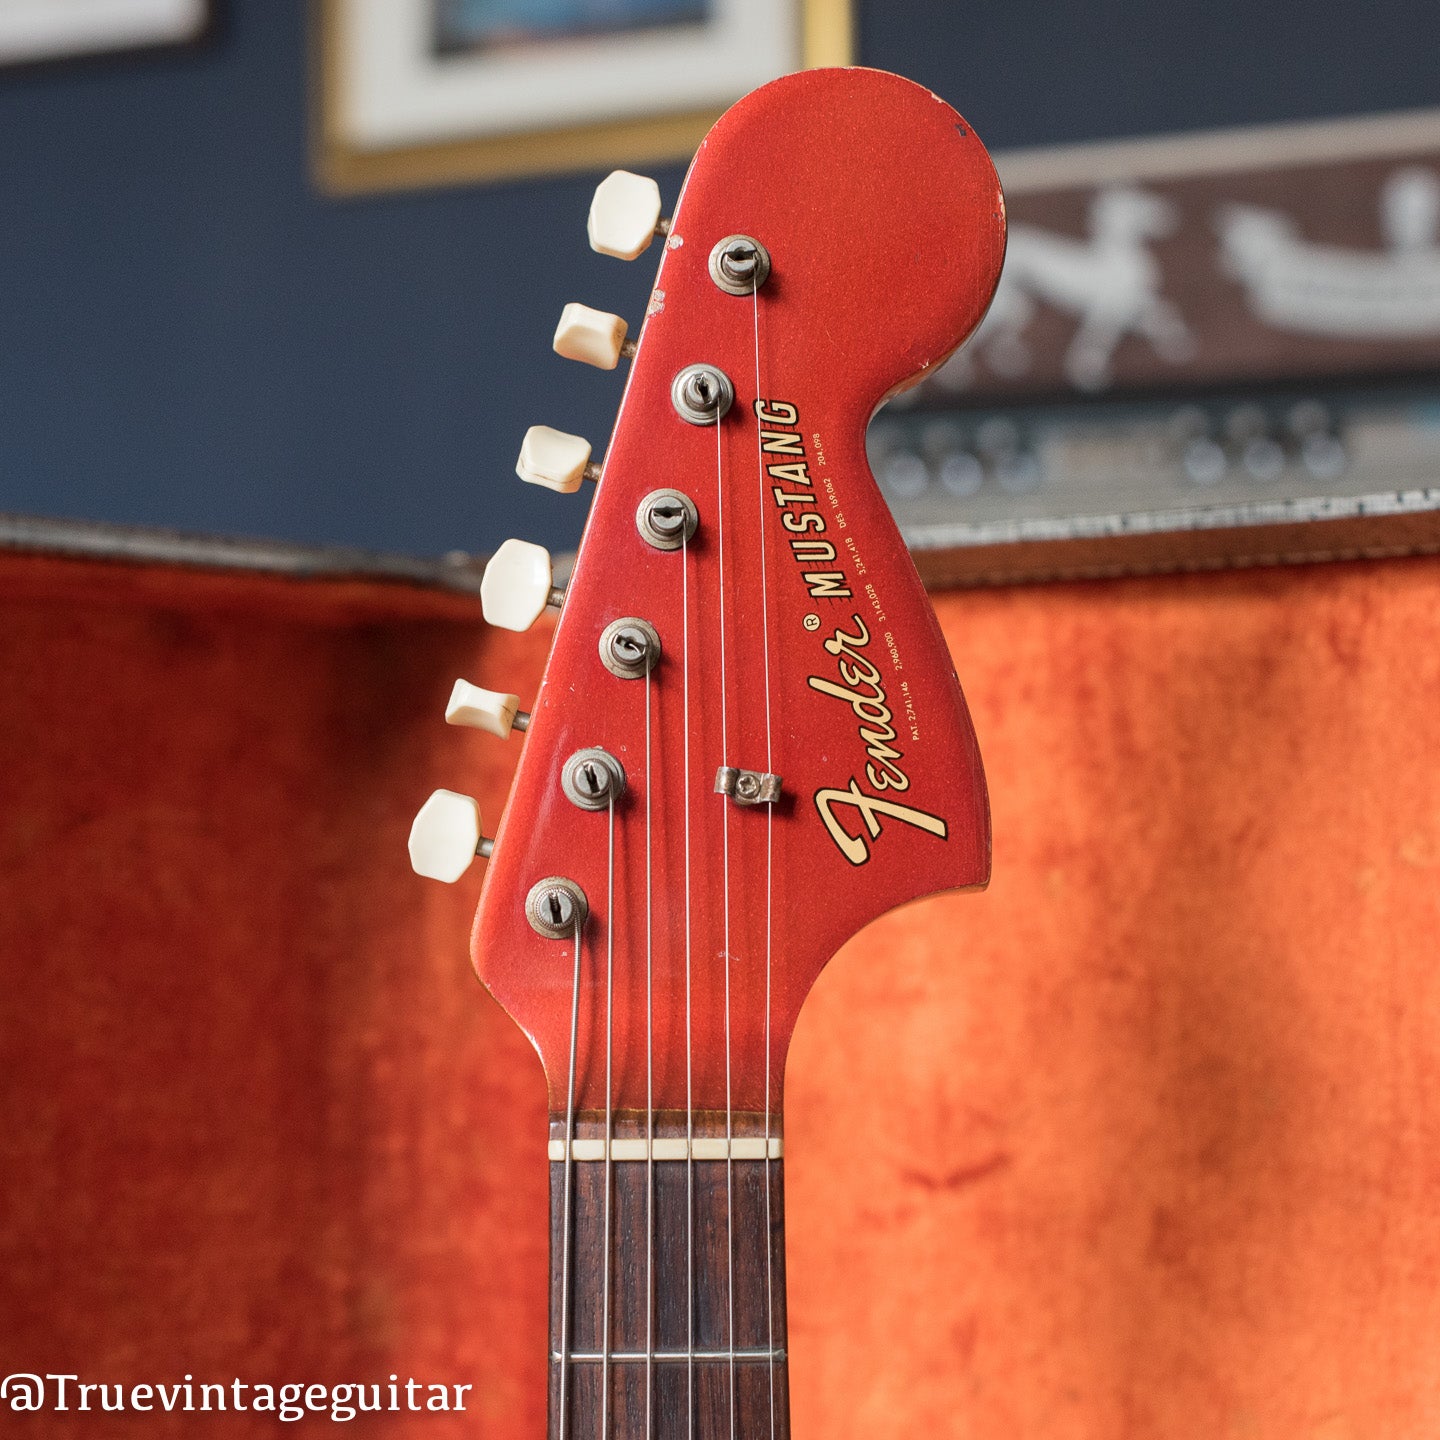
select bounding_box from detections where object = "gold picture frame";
[316,0,853,196]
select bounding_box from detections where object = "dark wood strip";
[548,1118,789,1440]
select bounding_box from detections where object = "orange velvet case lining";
[1,549,1437,1437]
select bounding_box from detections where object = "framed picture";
[0,0,209,65]
[316,0,853,194]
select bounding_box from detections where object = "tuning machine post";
[709,234,772,295]
[671,363,734,425]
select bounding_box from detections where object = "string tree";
[715,766,784,806]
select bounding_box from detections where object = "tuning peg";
[446,680,530,739]
[588,170,667,260]
[481,538,564,633]
[517,425,601,494]
[409,789,493,883]
[554,303,635,370]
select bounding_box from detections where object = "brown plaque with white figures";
[878,117,1440,585]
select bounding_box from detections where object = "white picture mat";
[338,0,799,150]
[0,0,205,61]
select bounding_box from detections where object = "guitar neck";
[549,1113,790,1439]
[412,64,1004,1440]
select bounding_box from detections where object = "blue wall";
[1,1,1437,557]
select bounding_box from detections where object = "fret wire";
[558,1350,787,1365]
[547,1137,783,1162]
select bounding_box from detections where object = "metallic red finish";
[473,67,1005,1120]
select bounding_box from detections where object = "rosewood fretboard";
[549,1113,789,1440]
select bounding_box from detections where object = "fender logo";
[814,780,948,866]
[808,614,947,865]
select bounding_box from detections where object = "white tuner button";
[446,680,529,739]
[554,303,631,370]
[481,538,563,633]
[517,425,600,494]
[409,789,491,883]
[588,170,665,260]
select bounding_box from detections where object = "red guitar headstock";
[413,67,1004,1123]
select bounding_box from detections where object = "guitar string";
[558,911,584,1440]
[681,529,695,1440]
[715,407,738,1440]
[566,287,774,1440]
[569,310,767,1440]
[644,661,655,1440]
[751,276,778,1440]
[601,792,616,1440]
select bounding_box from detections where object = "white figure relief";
[1218,167,1440,337]
[936,185,1195,394]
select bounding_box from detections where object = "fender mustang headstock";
[412,66,1004,1125]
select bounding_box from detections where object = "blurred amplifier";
[877,108,1440,584]
[874,382,1440,584]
